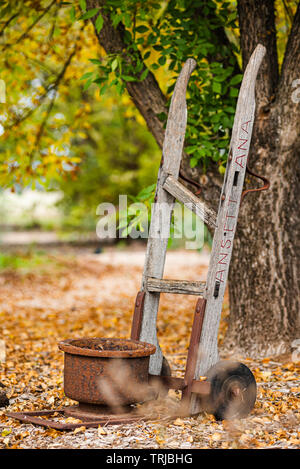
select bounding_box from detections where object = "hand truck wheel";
[204,360,257,420]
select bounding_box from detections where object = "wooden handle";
[163,58,196,176]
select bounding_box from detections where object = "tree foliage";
[0,0,298,214]
[0,0,160,198]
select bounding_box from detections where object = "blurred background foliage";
[0,0,297,232]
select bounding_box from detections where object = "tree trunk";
[87,0,300,357]
[224,1,300,356]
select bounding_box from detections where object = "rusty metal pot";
[58,338,156,408]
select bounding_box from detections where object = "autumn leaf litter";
[0,247,299,449]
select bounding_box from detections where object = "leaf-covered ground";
[0,246,299,449]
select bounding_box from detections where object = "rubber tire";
[205,360,257,421]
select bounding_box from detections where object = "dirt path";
[0,247,299,449]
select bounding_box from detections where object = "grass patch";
[0,249,69,274]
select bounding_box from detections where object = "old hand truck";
[6,45,268,431]
[131,43,268,420]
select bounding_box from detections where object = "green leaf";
[99,83,109,95]
[224,106,235,114]
[136,25,148,33]
[190,157,198,168]
[111,58,118,71]
[185,145,198,154]
[229,74,243,86]
[95,13,104,33]
[158,56,166,66]
[93,77,105,85]
[147,33,157,45]
[123,13,131,28]
[212,81,222,94]
[80,72,94,80]
[79,0,87,11]
[140,68,149,81]
[69,6,76,22]
[156,112,167,122]
[83,78,93,91]
[80,8,99,20]
[121,75,137,82]
[116,81,125,95]
[111,13,122,28]
[229,87,239,97]
[137,183,156,199]
[89,58,101,65]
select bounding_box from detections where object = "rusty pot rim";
[58,337,156,358]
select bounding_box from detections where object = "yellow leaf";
[173,418,184,426]
[73,426,86,434]
[156,436,165,445]
[16,145,23,156]
[65,417,82,424]
[98,425,107,436]
[211,432,222,441]
[1,428,11,437]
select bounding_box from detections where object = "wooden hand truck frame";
[131,43,268,419]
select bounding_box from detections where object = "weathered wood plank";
[139,59,197,375]
[162,174,217,229]
[146,277,206,296]
[190,44,266,414]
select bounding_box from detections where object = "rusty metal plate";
[6,408,148,431]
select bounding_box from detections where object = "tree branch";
[29,46,78,159]
[8,46,77,131]
[282,0,294,24]
[0,11,19,38]
[86,0,168,149]
[0,0,56,50]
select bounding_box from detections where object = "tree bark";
[225,1,300,356]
